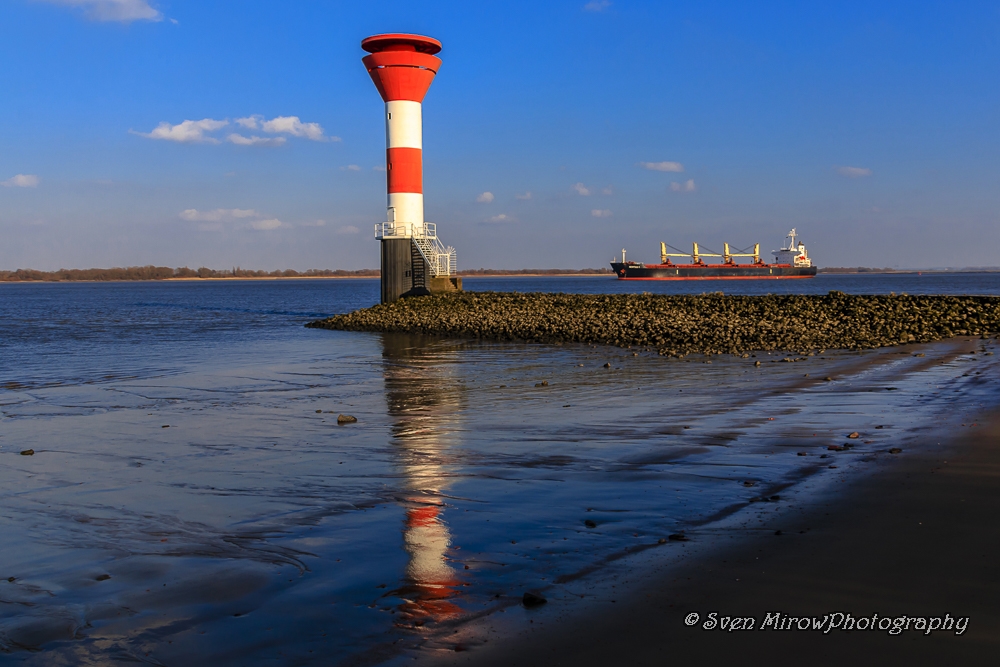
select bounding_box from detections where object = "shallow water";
[1,277,999,665]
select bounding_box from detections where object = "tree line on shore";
[0,266,613,282]
[0,267,381,282]
[5,265,997,281]
[457,268,612,275]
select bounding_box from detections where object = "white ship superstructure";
[772,229,812,268]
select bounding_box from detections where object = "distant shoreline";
[0,268,613,283]
[3,267,1000,284]
[819,268,1000,274]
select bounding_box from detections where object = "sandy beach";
[433,376,1000,666]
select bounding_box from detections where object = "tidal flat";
[2,279,999,665]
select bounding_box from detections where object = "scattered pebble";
[315,410,322,413]
[889,448,903,454]
[522,592,547,608]
[603,362,611,368]
[337,414,358,424]
[774,530,783,536]
[797,452,808,456]
[20,449,34,456]
[668,533,688,541]
[827,445,845,451]
[95,574,111,581]
[657,537,667,544]
[584,520,597,528]
[847,432,860,439]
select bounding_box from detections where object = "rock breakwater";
[305,292,1000,355]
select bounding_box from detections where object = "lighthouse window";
[387,112,392,120]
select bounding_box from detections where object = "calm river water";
[1,274,999,665]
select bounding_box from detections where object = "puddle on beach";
[2,322,998,664]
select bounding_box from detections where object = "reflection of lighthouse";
[382,334,466,622]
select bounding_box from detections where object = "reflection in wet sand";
[382,334,466,624]
[4,278,999,665]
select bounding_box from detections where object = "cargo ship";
[610,229,817,280]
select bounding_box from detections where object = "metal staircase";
[375,222,456,277]
[409,240,426,289]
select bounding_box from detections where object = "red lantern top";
[361,33,442,103]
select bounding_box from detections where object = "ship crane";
[660,242,761,265]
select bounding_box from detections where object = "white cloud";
[300,220,326,227]
[169,17,177,25]
[583,0,612,12]
[601,186,614,195]
[488,214,514,223]
[336,225,360,234]
[591,209,613,218]
[136,115,336,145]
[235,116,261,129]
[226,133,286,147]
[515,191,533,200]
[373,165,386,172]
[573,182,591,196]
[135,118,228,144]
[250,218,283,230]
[670,179,697,192]
[179,208,258,222]
[1,174,40,188]
[261,116,331,141]
[180,207,292,231]
[837,166,872,178]
[341,164,362,171]
[41,0,162,23]
[476,191,495,203]
[639,161,684,172]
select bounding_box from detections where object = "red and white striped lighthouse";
[362,33,458,303]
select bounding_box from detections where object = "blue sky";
[1,0,998,270]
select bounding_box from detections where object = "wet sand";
[3,279,998,665]
[434,406,1000,666]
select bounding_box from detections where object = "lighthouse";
[362,33,460,304]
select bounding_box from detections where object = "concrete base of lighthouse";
[380,239,462,304]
